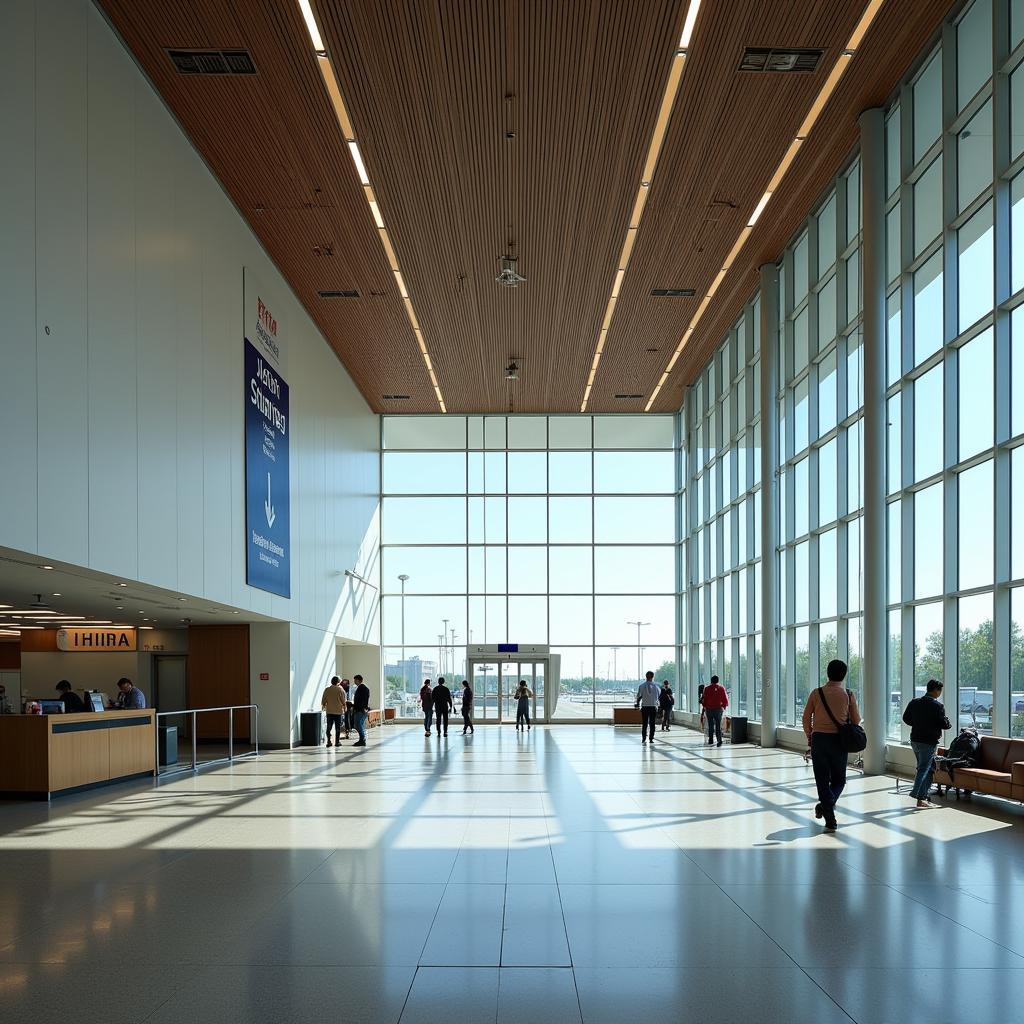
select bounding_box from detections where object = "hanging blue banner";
[244,270,291,598]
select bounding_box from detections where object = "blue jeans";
[910,741,937,799]
[423,706,433,732]
[354,711,368,743]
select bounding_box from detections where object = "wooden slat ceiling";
[98,0,955,414]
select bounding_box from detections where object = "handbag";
[817,686,867,753]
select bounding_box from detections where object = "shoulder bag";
[817,686,867,754]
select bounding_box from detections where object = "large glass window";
[885,0,1017,744]
[381,414,677,718]
[776,163,863,726]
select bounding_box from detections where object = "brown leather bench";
[933,735,1024,802]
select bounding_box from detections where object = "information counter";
[0,709,156,799]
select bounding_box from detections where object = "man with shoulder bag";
[801,659,865,833]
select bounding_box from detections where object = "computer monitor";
[38,699,64,714]
[88,692,105,713]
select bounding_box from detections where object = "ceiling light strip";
[644,0,886,412]
[580,0,702,411]
[298,0,446,412]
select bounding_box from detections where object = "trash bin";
[300,711,323,747]
[158,726,178,766]
[730,716,748,744]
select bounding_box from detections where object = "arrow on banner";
[265,472,276,529]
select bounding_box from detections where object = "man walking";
[635,671,660,745]
[700,674,729,747]
[321,675,346,747]
[432,677,453,737]
[351,674,371,747]
[903,678,951,808]
[420,678,434,735]
[461,679,475,734]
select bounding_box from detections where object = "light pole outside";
[626,621,650,682]
[398,575,410,707]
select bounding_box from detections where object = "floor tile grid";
[623,734,864,1024]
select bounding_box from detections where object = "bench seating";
[933,735,1024,802]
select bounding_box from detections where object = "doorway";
[468,659,544,723]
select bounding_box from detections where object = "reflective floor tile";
[0,963,189,1024]
[727,883,1024,968]
[399,967,498,1024]
[420,884,505,966]
[574,967,851,1024]
[809,967,1024,1024]
[558,884,792,968]
[143,964,415,1024]
[501,885,570,967]
[497,967,581,1024]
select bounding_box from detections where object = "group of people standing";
[418,678,476,736]
[320,675,371,747]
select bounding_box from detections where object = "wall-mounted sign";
[56,628,137,652]
[244,268,291,598]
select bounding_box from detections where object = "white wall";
[0,0,381,735]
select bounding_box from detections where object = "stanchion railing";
[155,704,259,777]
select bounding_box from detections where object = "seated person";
[55,679,86,713]
[113,677,147,709]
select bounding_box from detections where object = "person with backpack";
[700,675,729,746]
[514,680,533,731]
[902,678,951,808]
[419,678,434,735]
[802,659,862,833]
[658,681,675,731]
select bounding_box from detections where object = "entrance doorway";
[466,648,558,723]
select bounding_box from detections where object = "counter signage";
[56,628,137,652]
[244,268,291,598]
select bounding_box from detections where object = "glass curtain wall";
[885,0,1024,739]
[776,158,865,727]
[380,414,678,719]
[686,296,763,718]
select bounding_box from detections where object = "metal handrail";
[155,703,259,777]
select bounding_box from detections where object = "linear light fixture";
[297,0,447,413]
[580,0,702,412]
[645,0,886,411]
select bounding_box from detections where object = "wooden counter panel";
[0,711,155,797]
[0,716,50,791]
[108,720,156,777]
[48,729,110,792]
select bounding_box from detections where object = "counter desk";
[0,709,156,799]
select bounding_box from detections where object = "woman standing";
[514,680,533,731]
[802,659,861,833]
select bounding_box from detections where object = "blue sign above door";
[244,270,291,598]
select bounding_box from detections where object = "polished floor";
[1,725,1022,1023]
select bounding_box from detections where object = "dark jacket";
[352,683,371,712]
[658,689,674,711]
[902,695,951,745]
[461,686,474,712]
[432,684,453,711]
[59,690,86,713]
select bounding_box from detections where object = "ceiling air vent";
[738,48,824,74]
[651,288,695,297]
[614,393,644,400]
[317,289,360,298]
[167,49,257,76]
[382,394,411,401]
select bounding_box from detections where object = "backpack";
[946,728,980,760]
